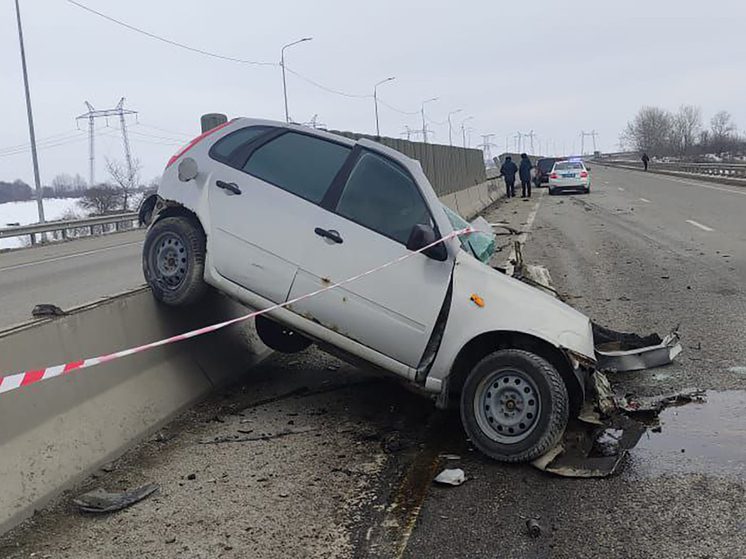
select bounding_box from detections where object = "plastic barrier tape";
[0,228,472,396]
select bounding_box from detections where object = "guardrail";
[0,212,140,246]
[596,158,746,179]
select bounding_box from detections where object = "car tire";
[548,187,556,195]
[255,315,312,353]
[460,349,569,463]
[143,216,207,306]
[584,185,591,194]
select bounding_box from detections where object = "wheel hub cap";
[153,233,187,289]
[475,369,541,444]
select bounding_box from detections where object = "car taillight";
[165,120,233,168]
[580,171,588,178]
[550,173,558,179]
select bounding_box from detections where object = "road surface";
[0,230,145,330]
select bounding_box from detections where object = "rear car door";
[286,148,454,368]
[208,128,351,303]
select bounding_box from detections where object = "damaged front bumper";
[592,323,683,372]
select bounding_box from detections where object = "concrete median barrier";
[0,288,269,534]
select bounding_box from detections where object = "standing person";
[519,153,533,198]
[642,152,650,171]
[500,156,518,198]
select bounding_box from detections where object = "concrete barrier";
[0,179,501,536]
[0,288,269,534]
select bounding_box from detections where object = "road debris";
[73,483,159,514]
[593,324,683,372]
[200,426,317,444]
[31,303,66,318]
[433,468,465,486]
[526,519,542,538]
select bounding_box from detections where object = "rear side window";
[244,133,350,203]
[554,161,584,170]
[210,126,272,163]
[336,151,432,245]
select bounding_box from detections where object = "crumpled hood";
[450,253,596,360]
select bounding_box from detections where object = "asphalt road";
[404,165,746,559]
[0,230,145,330]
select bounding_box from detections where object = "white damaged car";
[143,118,674,462]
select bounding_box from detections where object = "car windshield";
[441,204,495,264]
[554,161,584,170]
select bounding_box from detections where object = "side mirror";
[178,157,199,182]
[406,224,448,261]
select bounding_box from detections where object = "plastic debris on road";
[73,483,159,514]
[433,468,465,486]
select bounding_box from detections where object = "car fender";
[427,251,596,393]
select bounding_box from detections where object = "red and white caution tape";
[0,228,472,396]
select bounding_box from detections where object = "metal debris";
[526,519,542,538]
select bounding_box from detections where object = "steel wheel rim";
[473,368,541,444]
[151,232,188,291]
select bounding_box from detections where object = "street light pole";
[14,0,45,224]
[280,37,312,123]
[373,76,395,137]
[420,97,438,144]
[447,109,462,146]
[461,116,474,147]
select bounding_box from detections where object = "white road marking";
[617,168,746,197]
[639,197,651,203]
[618,187,625,191]
[0,240,143,272]
[685,219,715,232]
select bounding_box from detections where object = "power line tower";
[580,130,598,155]
[76,97,138,186]
[524,130,536,153]
[477,134,496,161]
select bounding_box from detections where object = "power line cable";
[66,0,277,66]
[376,98,420,115]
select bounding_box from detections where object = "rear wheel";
[143,216,207,306]
[548,187,556,195]
[460,349,569,462]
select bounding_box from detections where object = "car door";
[208,128,351,303]
[286,148,454,368]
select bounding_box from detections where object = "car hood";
[449,252,596,360]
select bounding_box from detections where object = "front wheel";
[143,216,207,306]
[460,349,569,462]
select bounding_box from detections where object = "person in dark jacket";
[519,153,533,198]
[500,156,518,198]
[641,153,650,171]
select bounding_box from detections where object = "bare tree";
[672,105,701,155]
[79,185,123,215]
[105,157,141,211]
[622,106,674,155]
[710,111,737,153]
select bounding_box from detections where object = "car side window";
[243,132,351,204]
[335,151,433,245]
[210,126,272,163]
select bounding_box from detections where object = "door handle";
[314,227,343,244]
[216,180,241,195]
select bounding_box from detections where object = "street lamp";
[447,109,462,146]
[14,0,44,224]
[461,116,474,147]
[420,97,438,144]
[280,37,312,123]
[373,76,395,137]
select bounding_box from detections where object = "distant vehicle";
[548,159,591,195]
[533,158,559,188]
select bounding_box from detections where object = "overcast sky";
[1,0,745,186]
